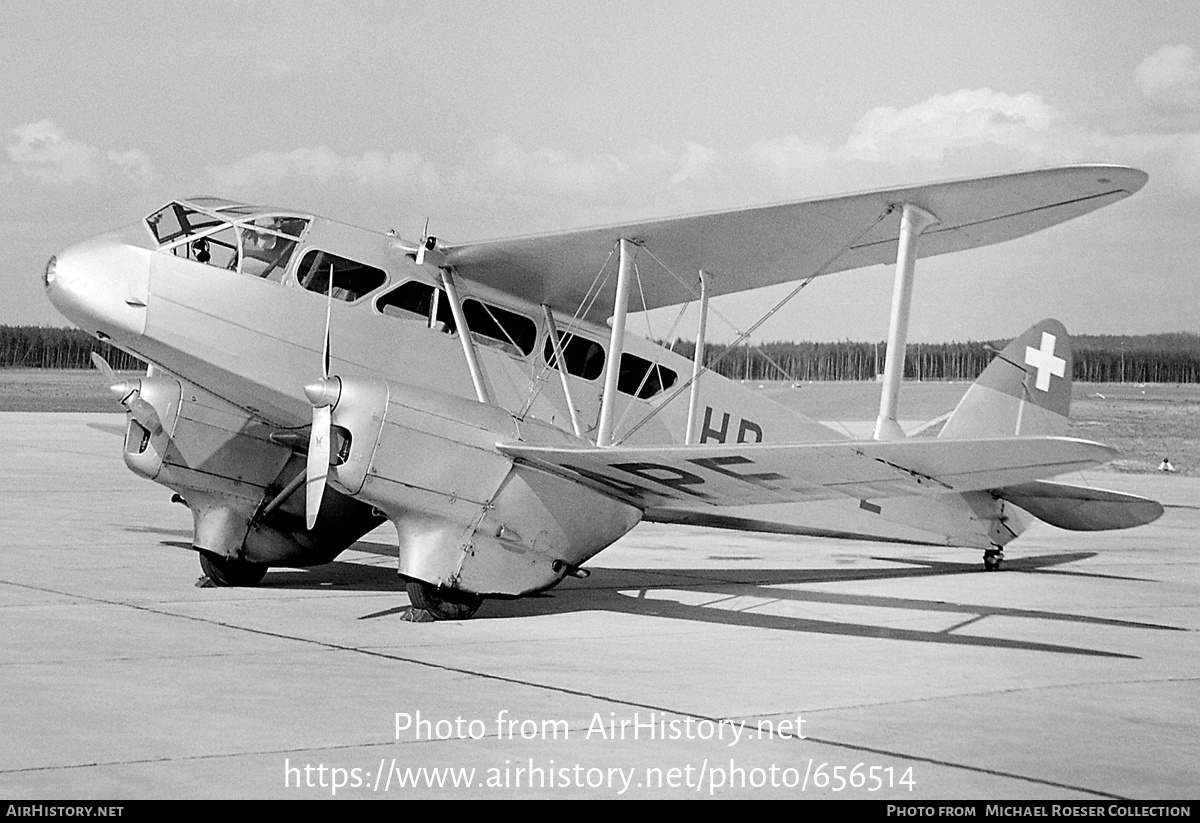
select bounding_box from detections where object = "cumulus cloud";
[188,136,732,236]
[1135,44,1200,111]
[10,68,1200,239]
[737,90,1093,198]
[744,136,831,189]
[668,142,721,187]
[0,121,159,219]
[736,85,1200,201]
[476,135,628,196]
[5,120,156,188]
[203,146,432,196]
[474,135,719,199]
[843,89,1069,167]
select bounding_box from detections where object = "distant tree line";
[2,324,1198,383]
[0,326,145,370]
[666,333,1200,384]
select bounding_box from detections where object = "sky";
[2,0,1198,344]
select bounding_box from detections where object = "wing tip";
[1083,164,1148,195]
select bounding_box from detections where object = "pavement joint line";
[0,650,322,668]
[789,674,1200,718]
[0,740,399,776]
[0,578,1158,798]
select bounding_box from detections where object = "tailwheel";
[983,547,1005,572]
[198,550,269,586]
[406,580,484,620]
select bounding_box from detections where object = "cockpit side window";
[239,217,307,281]
[145,202,311,281]
[188,228,238,269]
[146,204,184,244]
[145,202,223,245]
[297,249,387,302]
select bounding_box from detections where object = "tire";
[198,550,269,586]
[406,580,483,620]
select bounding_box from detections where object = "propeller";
[91,352,164,437]
[386,219,447,267]
[303,266,341,530]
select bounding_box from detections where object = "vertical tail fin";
[939,319,1072,439]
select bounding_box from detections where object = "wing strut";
[440,269,491,405]
[597,238,636,446]
[541,303,585,439]
[684,269,710,444]
[874,202,939,441]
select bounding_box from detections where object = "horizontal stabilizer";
[499,437,1117,509]
[994,480,1164,531]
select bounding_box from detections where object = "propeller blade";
[306,403,331,530]
[90,352,116,383]
[416,218,430,265]
[306,267,337,530]
[322,264,333,379]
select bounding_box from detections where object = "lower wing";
[498,436,1116,509]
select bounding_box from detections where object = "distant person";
[1158,458,1176,473]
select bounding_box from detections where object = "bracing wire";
[615,206,895,445]
[517,242,618,420]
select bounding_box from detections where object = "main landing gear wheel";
[198,550,269,586]
[406,580,484,620]
[983,547,1005,572]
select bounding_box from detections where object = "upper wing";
[498,436,1116,509]
[445,165,1146,314]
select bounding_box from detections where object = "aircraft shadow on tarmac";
[479,552,1181,659]
[225,541,1177,660]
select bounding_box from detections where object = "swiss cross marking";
[1024,332,1066,392]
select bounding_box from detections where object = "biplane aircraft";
[44,164,1163,619]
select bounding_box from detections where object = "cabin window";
[618,353,677,399]
[377,281,434,320]
[375,281,456,332]
[542,331,605,380]
[462,299,536,357]
[375,281,534,355]
[297,250,387,302]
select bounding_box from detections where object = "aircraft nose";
[45,232,152,341]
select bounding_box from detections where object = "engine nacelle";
[121,373,183,481]
[119,372,383,568]
[328,378,641,597]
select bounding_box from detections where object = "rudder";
[940,319,1072,439]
